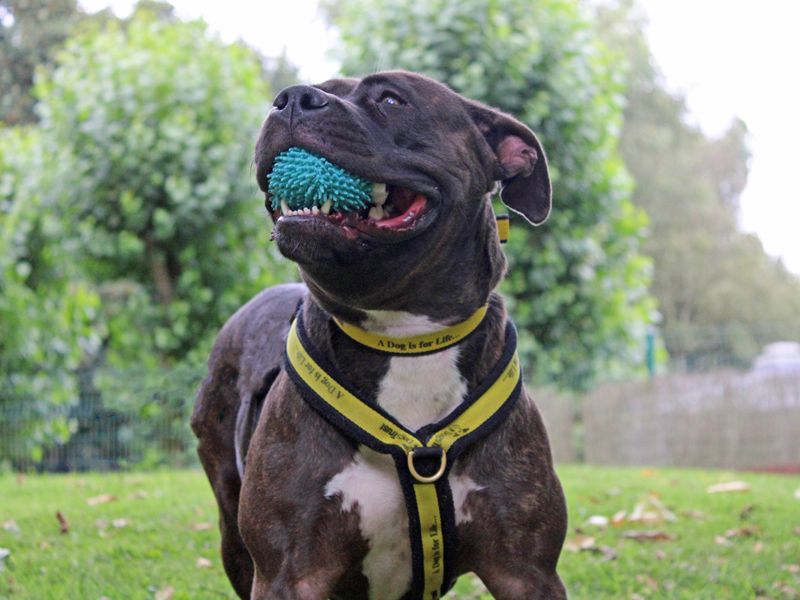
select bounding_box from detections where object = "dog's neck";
[305,279,489,332]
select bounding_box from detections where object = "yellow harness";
[284,307,522,599]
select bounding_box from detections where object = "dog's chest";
[325,312,481,600]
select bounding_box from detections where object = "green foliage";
[594,0,800,370]
[35,13,295,369]
[0,127,102,462]
[332,0,655,388]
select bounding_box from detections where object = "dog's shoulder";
[191,283,306,437]
[218,282,307,361]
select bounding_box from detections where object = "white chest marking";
[325,450,483,600]
[324,310,484,600]
[363,310,469,430]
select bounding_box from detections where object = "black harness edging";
[284,311,522,599]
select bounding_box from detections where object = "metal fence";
[581,370,800,470]
[2,364,799,473]
[0,365,204,472]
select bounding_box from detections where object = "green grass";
[1,466,798,599]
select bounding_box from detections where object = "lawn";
[0,466,797,599]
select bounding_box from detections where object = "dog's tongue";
[375,193,427,229]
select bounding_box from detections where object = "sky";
[78,0,800,275]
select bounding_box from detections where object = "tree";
[331,0,655,388]
[27,11,295,466]
[594,0,800,369]
[0,0,84,124]
[36,11,294,371]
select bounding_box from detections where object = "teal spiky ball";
[267,147,372,212]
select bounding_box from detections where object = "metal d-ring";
[407,446,447,483]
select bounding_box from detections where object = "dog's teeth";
[368,206,385,220]
[372,183,388,206]
[312,205,319,215]
[321,200,332,215]
[304,207,311,215]
[281,200,290,215]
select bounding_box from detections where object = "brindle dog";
[192,71,567,600]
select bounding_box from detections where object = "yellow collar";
[333,304,489,355]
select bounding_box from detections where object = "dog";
[191,71,567,600]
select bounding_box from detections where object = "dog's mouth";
[269,182,434,242]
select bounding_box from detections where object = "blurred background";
[1,0,799,473]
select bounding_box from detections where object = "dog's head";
[255,71,550,319]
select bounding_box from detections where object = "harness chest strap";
[284,313,522,599]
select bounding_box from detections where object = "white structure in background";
[753,341,800,375]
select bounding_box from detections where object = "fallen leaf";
[564,534,596,552]
[794,527,800,536]
[594,545,618,562]
[2,520,19,534]
[131,490,149,500]
[155,586,175,600]
[707,481,751,494]
[784,564,800,574]
[753,542,764,554]
[623,530,676,542]
[617,494,676,526]
[86,493,117,506]
[726,527,758,539]
[196,557,213,569]
[739,505,755,520]
[112,518,129,529]
[587,515,609,528]
[55,511,70,534]
[191,522,213,531]
[715,535,732,547]
[640,469,655,477]
[654,550,666,560]
[773,582,798,596]
[636,574,660,592]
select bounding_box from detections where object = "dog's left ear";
[465,101,552,226]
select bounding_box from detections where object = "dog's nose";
[273,85,329,114]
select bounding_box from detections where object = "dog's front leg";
[250,569,342,600]
[479,567,568,600]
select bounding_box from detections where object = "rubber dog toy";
[268,147,372,213]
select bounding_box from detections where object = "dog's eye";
[378,91,405,106]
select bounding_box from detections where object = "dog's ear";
[465,101,552,226]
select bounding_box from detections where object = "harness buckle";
[407,446,447,483]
